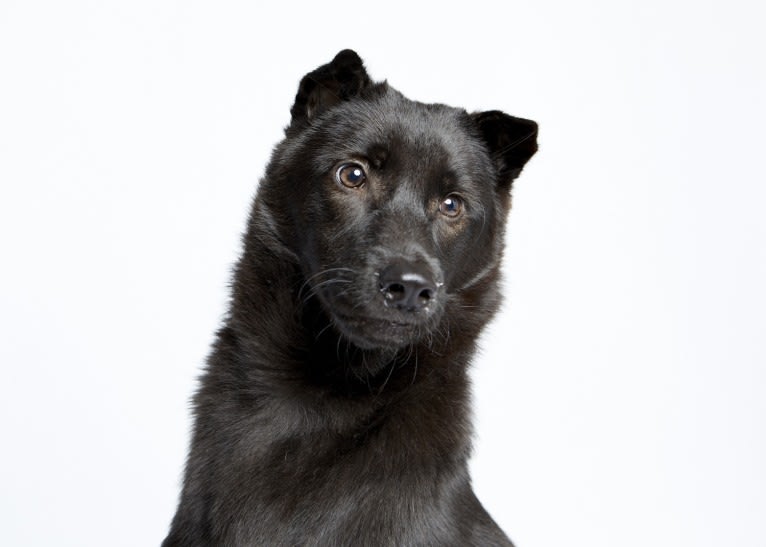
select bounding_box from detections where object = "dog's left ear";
[289,49,372,129]
[471,111,538,189]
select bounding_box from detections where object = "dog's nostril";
[384,283,406,301]
[418,288,433,304]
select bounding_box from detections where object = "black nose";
[379,261,438,312]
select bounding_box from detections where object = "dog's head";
[260,50,537,351]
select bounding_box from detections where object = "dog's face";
[262,51,537,351]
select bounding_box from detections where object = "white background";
[1,1,764,546]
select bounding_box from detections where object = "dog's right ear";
[289,50,372,128]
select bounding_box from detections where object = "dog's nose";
[379,261,438,312]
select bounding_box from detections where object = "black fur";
[163,50,537,546]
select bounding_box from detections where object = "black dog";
[163,50,537,546]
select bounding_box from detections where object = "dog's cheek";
[311,189,369,269]
[438,211,502,290]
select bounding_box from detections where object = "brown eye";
[335,163,367,188]
[439,194,464,217]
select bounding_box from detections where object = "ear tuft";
[289,50,372,129]
[471,111,538,188]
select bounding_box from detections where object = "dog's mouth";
[330,312,427,350]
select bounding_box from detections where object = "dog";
[163,49,537,546]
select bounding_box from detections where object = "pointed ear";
[471,111,538,188]
[289,49,372,127]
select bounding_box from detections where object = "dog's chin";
[331,313,425,351]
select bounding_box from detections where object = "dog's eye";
[335,163,367,188]
[439,194,464,218]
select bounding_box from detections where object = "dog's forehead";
[311,92,489,176]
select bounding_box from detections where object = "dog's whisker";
[300,278,353,306]
[297,267,356,299]
[411,347,419,386]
